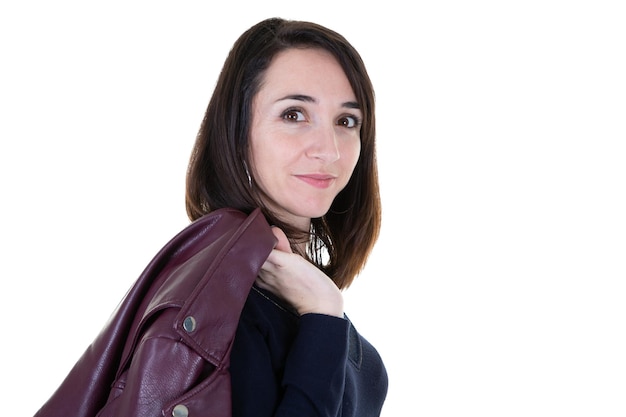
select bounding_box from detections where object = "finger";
[270,226,292,253]
[263,248,290,268]
[255,276,270,290]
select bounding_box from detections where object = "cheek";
[342,139,361,174]
[248,141,269,188]
[249,137,292,192]
[249,127,275,173]
[249,150,273,187]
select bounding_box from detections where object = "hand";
[256,227,344,318]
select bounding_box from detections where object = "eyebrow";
[276,94,361,110]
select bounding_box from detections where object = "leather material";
[35,208,276,417]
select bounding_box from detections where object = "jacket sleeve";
[231,313,350,417]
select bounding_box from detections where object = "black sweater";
[230,285,388,417]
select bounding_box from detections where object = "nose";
[306,124,340,162]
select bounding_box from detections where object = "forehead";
[269,47,338,67]
[257,47,355,100]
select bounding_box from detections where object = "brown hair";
[186,17,380,288]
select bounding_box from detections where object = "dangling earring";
[243,161,252,187]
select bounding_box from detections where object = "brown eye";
[337,115,360,128]
[282,109,305,122]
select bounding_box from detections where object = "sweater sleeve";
[230,311,349,417]
[278,314,349,416]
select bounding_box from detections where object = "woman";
[186,18,387,416]
[36,17,387,417]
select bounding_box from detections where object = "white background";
[1,1,625,416]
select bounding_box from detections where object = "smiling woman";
[248,48,362,233]
[34,17,387,417]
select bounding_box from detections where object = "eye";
[337,115,361,128]
[282,108,306,122]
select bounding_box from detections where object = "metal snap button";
[182,316,196,333]
[172,404,189,417]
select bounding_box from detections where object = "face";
[249,48,362,231]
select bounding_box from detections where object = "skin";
[250,48,362,318]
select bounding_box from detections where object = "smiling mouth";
[295,174,336,189]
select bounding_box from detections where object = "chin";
[305,208,334,219]
[292,204,332,220]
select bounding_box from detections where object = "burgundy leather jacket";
[34,208,276,417]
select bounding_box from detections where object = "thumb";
[271,226,292,253]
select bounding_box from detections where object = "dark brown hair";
[186,17,380,288]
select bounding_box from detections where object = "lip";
[295,173,337,189]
